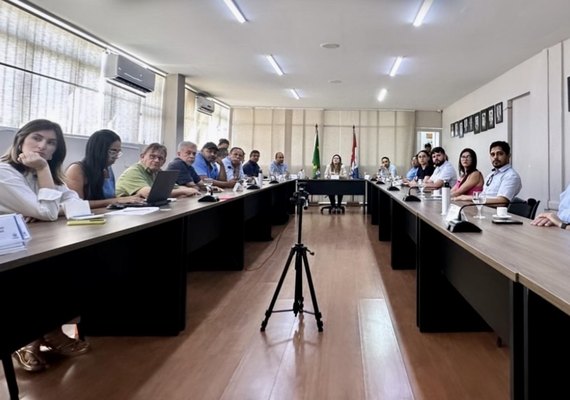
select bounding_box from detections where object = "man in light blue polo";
[269,152,288,177]
[222,147,245,182]
[194,142,219,179]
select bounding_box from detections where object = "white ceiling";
[25,0,570,110]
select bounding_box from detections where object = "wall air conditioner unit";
[196,96,215,115]
[103,53,155,94]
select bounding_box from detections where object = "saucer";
[492,214,511,219]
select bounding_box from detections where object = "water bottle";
[258,172,263,187]
[441,180,451,215]
[299,169,304,179]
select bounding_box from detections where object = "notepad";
[67,218,106,226]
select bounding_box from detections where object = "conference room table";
[368,182,570,400]
[0,180,295,400]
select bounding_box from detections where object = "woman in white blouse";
[324,154,347,213]
[0,119,89,372]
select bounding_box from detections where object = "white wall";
[442,40,570,210]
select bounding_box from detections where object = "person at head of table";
[0,119,90,373]
[424,142,432,156]
[403,150,434,186]
[215,138,230,181]
[166,140,210,191]
[66,129,144,208]
[115,142,199,198]
[379,156,397,178]
[243,149,262,177]
[531,183,570,230]
[324,154,347,211]
[454,141,522,206]
[193,141,235,189]
[269,152,288,177]
[450,148,484,197]
[404,155,419,182]
[421,146,457,189]
[222,146,246,182]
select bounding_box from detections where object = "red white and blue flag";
[350,125,359,179]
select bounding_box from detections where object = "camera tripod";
[260,184,324,332]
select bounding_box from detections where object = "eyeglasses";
[108,149,123,158]
[460,155,472,159]
[148,154,166,162]
[486,173,495,186]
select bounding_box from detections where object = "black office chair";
[320,204,345,214]
[508,197,540,220]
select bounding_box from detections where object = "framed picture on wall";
[495,102,503,123]
[450,123,455,137]
[481,109,488,132]
[454,122,460,137]
[468,115,474,132]
[459,121,464,138]
[463,117,468,133]
[474,112,481,134]
[487,105,495,129]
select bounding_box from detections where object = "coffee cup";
[497,207,508,217]
[432,189,441,197]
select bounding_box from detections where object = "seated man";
[194,142,236,189]
[405,155,419,181]
[423,146,457,189]
[531,183,569,230]
[243,150,262,177]
[269,152,288,177]
[379,156,397,177]
[166,141,204,189]
[116,142,199,198]
[454,141,522,205]
[222,147,246,182]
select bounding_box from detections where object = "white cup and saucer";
[493,206,511,219]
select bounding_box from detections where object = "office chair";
[320,204,345,214]
[508,197,540,220]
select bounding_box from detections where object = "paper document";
[105,207,160,216]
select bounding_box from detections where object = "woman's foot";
[13,341,48,372]
[41,329,90,356]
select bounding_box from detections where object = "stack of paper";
[0,213,31,255]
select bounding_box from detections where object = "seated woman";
[450,148,484,198]
[0,119,89,372]
[66,129,144,208]
[324,154,347,213]
[403,150,434,186]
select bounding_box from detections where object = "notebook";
[115,170,179,208]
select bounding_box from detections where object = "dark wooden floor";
[0,207,509,399]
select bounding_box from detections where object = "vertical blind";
[0,1,164,144]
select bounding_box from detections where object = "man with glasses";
[455,141,521,205]
[115,142,199,198]
[167,141,204,189]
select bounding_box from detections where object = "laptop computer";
[109,170,179,208]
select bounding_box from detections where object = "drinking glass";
[204,178,214,195]
[417,179,425,197]
[472,191,487,219]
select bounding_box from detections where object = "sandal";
[41,330,90,357]
[13,342,48,372]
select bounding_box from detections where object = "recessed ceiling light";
[223,0,247,24]
[328,79,342,84]
[290,89,300,100]
[266,55,284,76]
[320,43,340,49]
[377,88,388,102]
[389,56,404,77]
[413,0,433,27]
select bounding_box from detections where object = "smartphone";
[492,219,523,225]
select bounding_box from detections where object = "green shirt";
[115,163,155,197]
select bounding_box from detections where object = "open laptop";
[110,170,179,208]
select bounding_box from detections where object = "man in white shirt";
[423,147,457,189]
[532,183,570,230]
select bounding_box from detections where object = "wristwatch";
[561,222,569,230]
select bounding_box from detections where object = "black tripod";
[260,184,324,332]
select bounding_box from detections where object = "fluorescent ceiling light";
[290,89,300,100]
[223,0,247,23]
[377,88,388,102]
[266,55,284,76]
[413,0,434,27]
[389,56,404,77]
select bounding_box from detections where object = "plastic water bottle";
[442,180,451,215]
[258,172,263,187]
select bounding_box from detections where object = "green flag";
[312,124,321,178]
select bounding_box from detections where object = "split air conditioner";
[197,96,215,115]
[103,53,155,94]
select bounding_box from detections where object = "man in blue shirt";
[243,150,262,177]
[222,147,245,182]
[166,141,203,188]
[269,152,288,177]
[405,155,419,181]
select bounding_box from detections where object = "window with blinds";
[0,2,164,144]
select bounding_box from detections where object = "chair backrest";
[508,197,540,219]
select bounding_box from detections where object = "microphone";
[403,186,421,202]
[198,194,219,203]
[447,203,482,233]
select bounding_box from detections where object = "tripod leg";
[260,246,296,331]
[293,248,304,316]
[301,250,324,332]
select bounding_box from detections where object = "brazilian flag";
[312,124,321,179]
